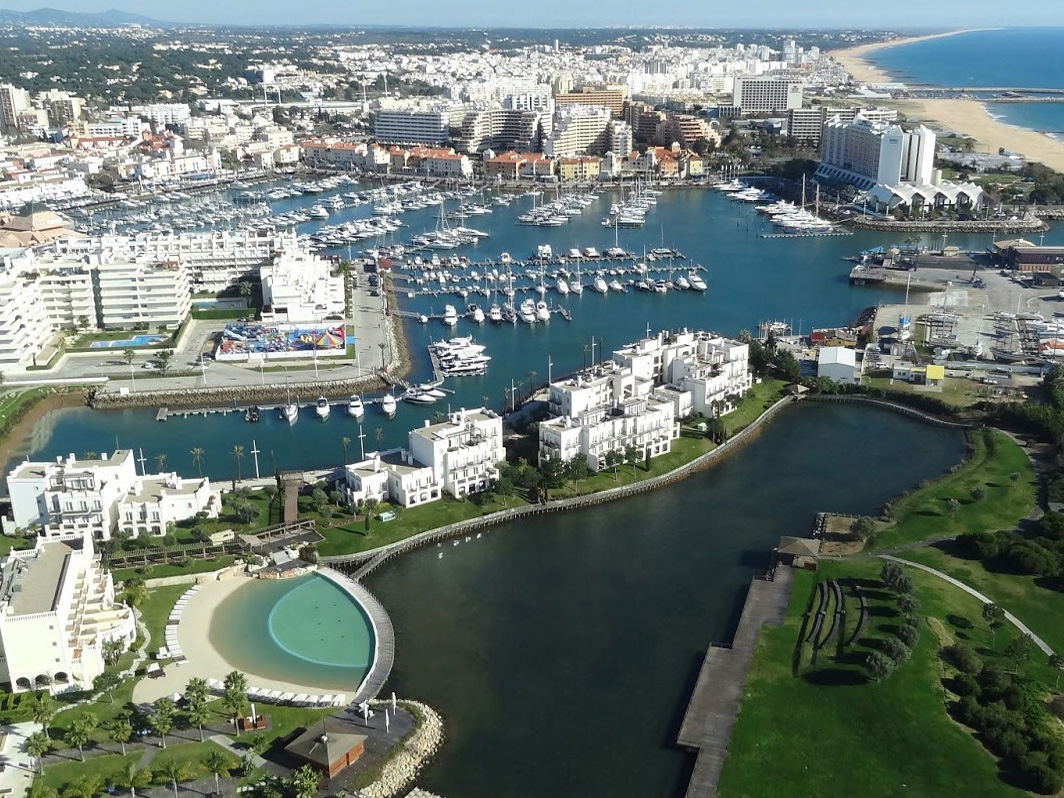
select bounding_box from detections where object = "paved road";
[880,554,1057,656]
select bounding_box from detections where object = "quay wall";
[849,215,1048,233]
[87,376,388,410]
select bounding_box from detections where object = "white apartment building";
[49,229,300,294]
[539,361,679,471]
[4,450,221,540]
[608,120,634,158]
[38,264,96,329]
[342,408,503,507]
[374,108,449,146]
[455,107,547,154]
[544,105,612,157]
[540,329,751,471]
[0,530,136,693]
[0,85,31,134]
[80,118,145,139]
[94,257,191,329]
[0,247,51,370]
[260,249,345,324]
[408,409,504,499]
[127,103,193,129]
[733,76,804,113]
[301,140,391,172]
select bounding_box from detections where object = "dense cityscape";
[1,11,1064,798]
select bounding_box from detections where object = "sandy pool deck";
[132,575,358,705]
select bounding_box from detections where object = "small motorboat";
[347,395,365,419]
[315,396,331,420]
[244,405,260,423]
[381,393,397,418]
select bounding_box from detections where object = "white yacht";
[308,205,329,219]
[315,396,331,420]
[380,393,397,418]
[488,304,503,323]
[347,394,365,419]
[467,303,485,323]
[442,304,459,327]
[609,279,626,293]
[519,298,537,324]
[535,300,551,322]
[688,273,707,291]
[675,275,691,291]
[592,275,609,294]
[556,277,570,296]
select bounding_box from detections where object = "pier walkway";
[677,567,795,798]
[317,567,396,703]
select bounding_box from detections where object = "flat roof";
[1,539,79,616]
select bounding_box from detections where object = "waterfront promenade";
[677,567,796,798]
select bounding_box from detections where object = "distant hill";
[0,7,166,26]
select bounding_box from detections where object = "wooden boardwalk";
[317,567,396,704]
[677,567,796,798]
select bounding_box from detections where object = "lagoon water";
[367,403,967,798]
[868,28,1064,139]
[9,186,1060,481]
[209,573,374,691]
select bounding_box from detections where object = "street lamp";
[129,362,136,392]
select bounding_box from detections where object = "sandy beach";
[133,575,356,704]
[830,30,1064,171]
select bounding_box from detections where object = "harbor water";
[366,402,967,798]
[8,185,1059,480]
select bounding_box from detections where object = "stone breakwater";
[87,377,388,410]
[358,700,444,798]
[849,215,1048,233]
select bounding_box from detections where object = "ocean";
[867,28,1064,140]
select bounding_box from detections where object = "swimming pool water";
[88,334,166,348]
[210,573,374,690]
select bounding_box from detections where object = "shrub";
[1022,757,1064,795]
[948,614,973,630]
[953,673,981,698]
[990,728,1029,760]
[897,624,919,648]
[943,643,982,675]
[882,637,912,663]
[866,650,895,681]
[897,594,921,615]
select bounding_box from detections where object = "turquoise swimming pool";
[88,334,166,348]
[210,573,374,690]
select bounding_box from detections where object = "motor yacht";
[315,396,331,420]
[347,395,365,419]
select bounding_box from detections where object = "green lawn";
[148,740,236,782]
[723,378,787,436]
[112,556,237,584]
[41,752,141,791]
[901,544,1064,656]
[138,584,190,656]
[717,559,1048,798]
[869,428,1036,550]
[862,375,987,408]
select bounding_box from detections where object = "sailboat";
[570,261,584,295]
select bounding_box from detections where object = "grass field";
[41,752,141,791]
[112,556,238,584]
[717,559,1049,798]
[863,375,989,408]
[869,428,1036,550]
[902,544,1064,656]
[723,378,787,435]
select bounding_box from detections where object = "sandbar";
[132,575,356,704]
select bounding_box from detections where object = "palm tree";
[341,436,351,464]
[110,715,133,756]
[581,342,590,370]
[239,280,253,307]
[158,759,188,798]
[156,350,173,376]
[289,765,320,798]
[204,750,233,795]
[374,428,384,451]
[68,715,97,762]
[155,453,168,473]
[184,677,209,707]
[123,580,149,608]
[118,761,152,798]
[31,694,52,739]
[66,775,102,798]
[25,730,49,774]
[27,779,57,798]
[190,447,205,479]
[231,445,245,482]
[152,697,175,748]
[81,451,97,461]
[123,348,136,367]
[186,699,210,742]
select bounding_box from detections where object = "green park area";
[718,559,1064,798]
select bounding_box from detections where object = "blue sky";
[7,0,1064,27]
